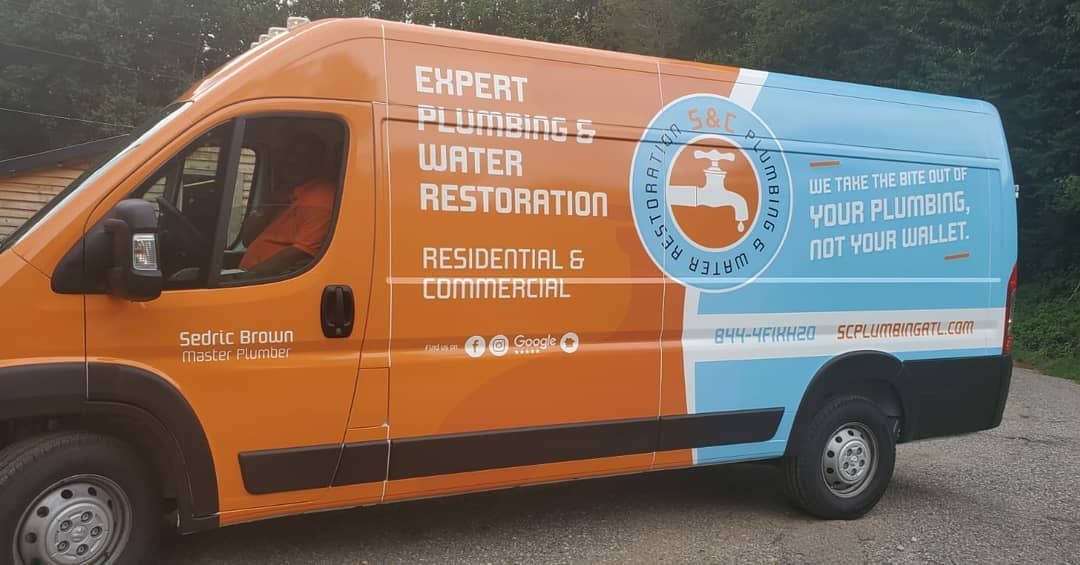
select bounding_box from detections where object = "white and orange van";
[0,17,1017,563]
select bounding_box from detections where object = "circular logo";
[464,336,486,358]
[489,334,510,357]
[629,94,793,292]
[559,332,580,354]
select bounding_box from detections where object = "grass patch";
[1012,276,1080,382]
[1013,347,1080,382]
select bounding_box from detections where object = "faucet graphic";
[668,149,750,233]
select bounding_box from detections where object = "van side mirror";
[103,199,162,301]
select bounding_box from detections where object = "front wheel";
[783,395,896,519]
[1,432,161,564]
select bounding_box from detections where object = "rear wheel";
[1,432,161,564]
[783,395,896,519]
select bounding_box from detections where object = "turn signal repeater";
[131,234,159,272]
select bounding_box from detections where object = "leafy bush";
[1012,276,1080,381]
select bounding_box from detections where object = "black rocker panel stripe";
[238,408,783,494]
[239,440,391,494]
[387,416,658,480]
[656,409,786,451]
[239,443,341,495]
[333,440,390,486]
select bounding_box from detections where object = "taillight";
[1003,264,1018,354]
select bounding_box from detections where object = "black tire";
[0,431,161,564]
[783,395,896,519]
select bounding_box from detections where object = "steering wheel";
[155,197,208,254]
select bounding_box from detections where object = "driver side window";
[132,122,235,290]
[128,115,346,291]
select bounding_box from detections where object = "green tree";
[0,0,207,158]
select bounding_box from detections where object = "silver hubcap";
[821,422,877,498]
[14,475,131,565]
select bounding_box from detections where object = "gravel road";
[160,366,1079,564]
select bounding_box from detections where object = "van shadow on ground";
[162,461,803,556]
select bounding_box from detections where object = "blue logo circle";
[629,94,793,292]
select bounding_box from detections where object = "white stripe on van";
[386,276,1000,285]
[729,68,769,109]
[681,306,1004,364]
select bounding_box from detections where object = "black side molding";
[239,408,784,494]
[388,417,659,480]
[389,409,783,480]
[239,444,341,495]
[333,441,389,486]
[657,409,784,451]
[239,440,391,494]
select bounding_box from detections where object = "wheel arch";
[0,362,218,533]
[785,350,906,456]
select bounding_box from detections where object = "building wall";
[0,158,93,240]
[0,150,256,242]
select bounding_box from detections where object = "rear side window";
[127,115,347,290]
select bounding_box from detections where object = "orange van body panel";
[0,251,83,364]
[4,18,755,525]
[348,368,389,428]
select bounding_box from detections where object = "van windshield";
[0,101,192,253]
